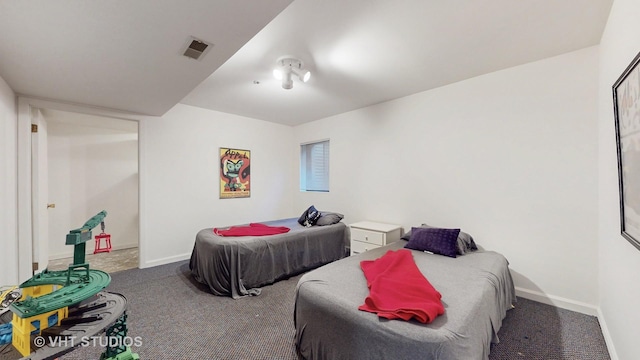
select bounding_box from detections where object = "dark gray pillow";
[305,205,321,226]
[297,208,309,225]
[455,229,478,254]
[297,205,321,226]
[401,224,477,255]
[315,212,344,226]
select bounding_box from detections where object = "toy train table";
[0,211,139,360]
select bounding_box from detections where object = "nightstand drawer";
[351,228,384,246]
[351,240,378,255]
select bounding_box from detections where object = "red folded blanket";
[213,223,290,237]
[358,249,444,323]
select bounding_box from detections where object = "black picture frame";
[613,50,640,251]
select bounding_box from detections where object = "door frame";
[30,107,49,273]
[16,97,149,282]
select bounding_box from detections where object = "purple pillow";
[404,227,460,258]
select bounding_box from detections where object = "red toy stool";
[94,232,112,254]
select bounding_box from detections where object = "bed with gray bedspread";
[189,217,349,299]
[294,240,516,360]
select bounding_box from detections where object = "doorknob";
[47,203,55,209]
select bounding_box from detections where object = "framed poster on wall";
[613,50,640,251]
[219,147,250,199]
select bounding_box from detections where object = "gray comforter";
[294,240,516,360]
[189,218,348,299]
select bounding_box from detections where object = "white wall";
[140,104,295,267]
[598,0,640,359]
[45,112,139,259]
[0,74,17,285]
[294,47,599,311]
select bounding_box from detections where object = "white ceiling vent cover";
[183,37,213,60]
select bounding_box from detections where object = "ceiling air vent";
[183,37,212,60]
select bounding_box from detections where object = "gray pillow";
[401,224,477,255]
[315,212,344,226]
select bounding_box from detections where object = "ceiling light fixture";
[273,57,310,90]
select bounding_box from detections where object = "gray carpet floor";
[16,260,611,359]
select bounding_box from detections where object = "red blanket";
[213,223,290,237]
[358,249,445,323]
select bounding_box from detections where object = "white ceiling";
[0,0,613,126]
[0,0,292,115]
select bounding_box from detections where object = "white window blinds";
[300,140,330,192]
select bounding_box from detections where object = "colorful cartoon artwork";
[220,148,251,198]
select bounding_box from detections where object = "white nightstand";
[349,221,402,255]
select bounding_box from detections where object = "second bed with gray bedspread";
[294,240,516,360]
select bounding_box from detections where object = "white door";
[31,108,49,273]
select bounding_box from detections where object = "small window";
[300,140,329,192]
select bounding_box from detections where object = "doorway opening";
[35,108,139,274]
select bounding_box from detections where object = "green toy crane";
[65,210,107,265]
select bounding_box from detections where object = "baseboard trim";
[515,287,598,316]
[597,307,619,360]
[141,252,190,269]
